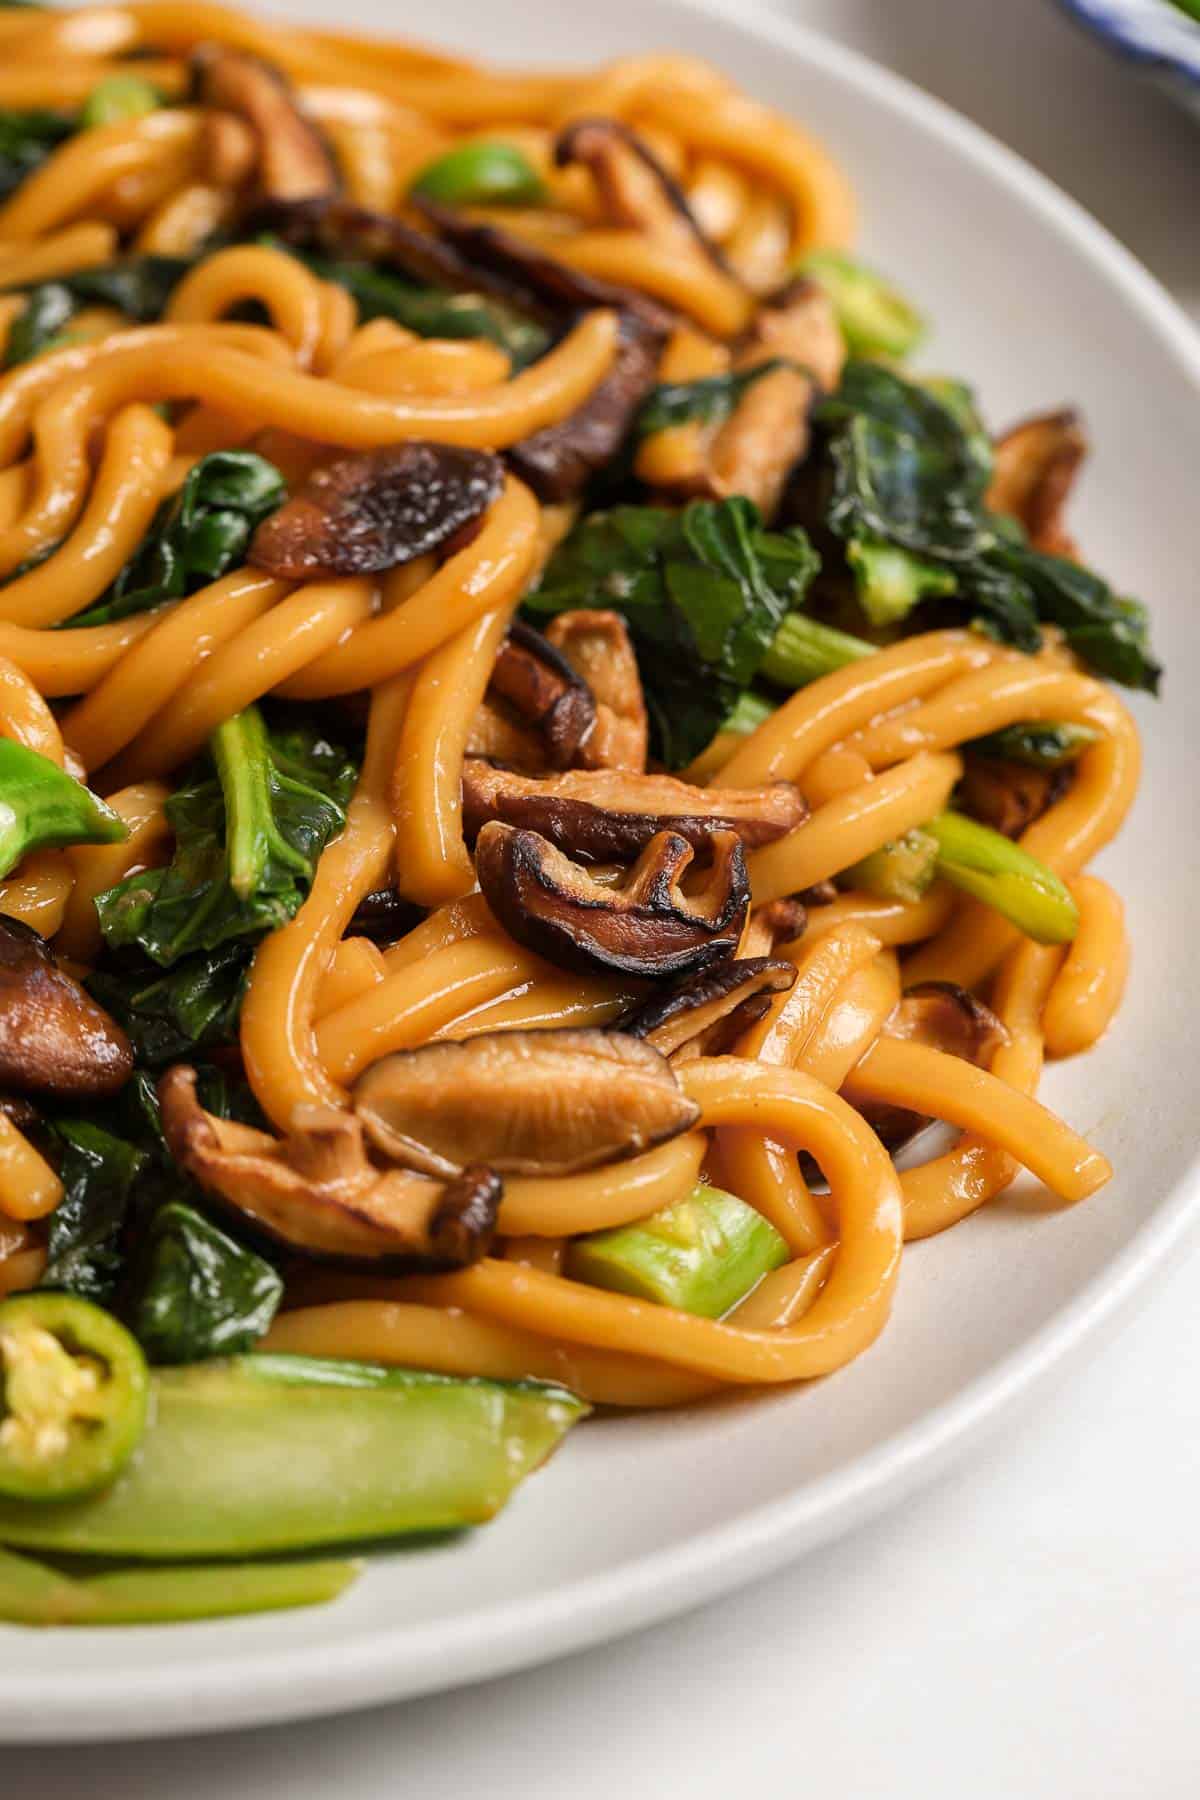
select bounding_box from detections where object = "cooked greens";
[634,360,791,440]
[812,360,1161,690]
[95,706,356,966]
[39,1121,147,1306]
[67,450,286,627]
[0,740,126,878]
[0,108,75,205]
[4,257,193,365]
[799,250,925,360]
[129,1201,283,1365]
[528,497,820,766]
[87,944,251,1067]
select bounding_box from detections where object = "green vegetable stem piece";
[0,1357,588,1557]
[80,76,161,130]
[0,740,127,878]
[411,140,544,206]
[845,828,939,905]
[968,721,1099,768]
[95,706,355,966]
[800,249,925,359]
[926,810,1079,944]
[130,1202,283,1365]
[0,1543,360,1626]
[846,535,956,627]
[758,611,874,688]
[567,1183,788,1318]
[721,690,776,736]
[0,1294,148,1501]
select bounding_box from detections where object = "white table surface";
[15,2,1200,1793]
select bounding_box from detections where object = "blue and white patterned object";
[1056,0,1200,117]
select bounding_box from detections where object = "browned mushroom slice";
[475,822,748,980]
[192,45,339,202]
[544,610,648,772]
[248,444,504,579]
[159,1065,499,1268]
[957,755,1072,840]
[739,896,808,959]
[508,306,667,501]
[354,1028,699,1179]
[348,885,425,946]
[414,198,672,329]
[859,981,1009,1152]
[488,621,596,769]
[987,409,1087,557]
[744,276,846,394]
[464,699,548,774]
[618,956,796,1061]
[700,280,846,518]
[462,762,806,861]
[0,918,131,1098]
[555,117,735,277]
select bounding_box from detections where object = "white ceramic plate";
[4,0,1200,1744]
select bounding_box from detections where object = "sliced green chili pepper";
[0,740,127,879]
[81,76,161,130]
[0,1355,587,1557]
[0,1294,148,1502]
[968,721,1100,768]
[566,1183,788,1318]
[410,141,544,207]
[926,810,1079,944]
[0,1543,359,1626]
[799,249,925,360]
[845,828,940,905]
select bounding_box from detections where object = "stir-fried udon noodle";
[0,0,1154,1435]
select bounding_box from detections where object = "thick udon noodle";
[0,3,1135,1407]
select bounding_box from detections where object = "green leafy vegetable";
[969,721,1099,768]
[39,1122,147,1305]
[80,75,161,130]
[2,258,193,367]
[3,280,75,367]
[634,359,790,440]
[68,449,286,627]
[800,249,925,359]
[0,108,75,204]
[288,248,549,371]
[529,497,820,766]
[129,1201,283,1365]
[87,944,250,1067]
[0,739,127,878]
[813,360,1161,690]
[96,706,356,967]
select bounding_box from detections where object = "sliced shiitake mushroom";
[858,981,1009,1152]
[354,1027,699,1179]
[462,761,806,861]
[509,306,667,501]
[555,117,734,277]
[475,822,749,980]
[248,443,504,579]
[0,917,131,1098]
[987,409,1087,557]
[739,896,808,959]
[957,755,1072,840]
[347,885,425,946]
[618,956,796,1061]
[544,610,648,772]
[487,621,596,769]
[192,45,339,203]
[159,1065,499,1268]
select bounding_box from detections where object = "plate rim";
[5,0,1200,1742]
